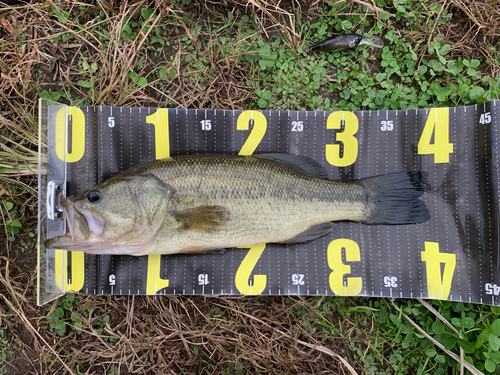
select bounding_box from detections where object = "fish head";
[45,174,175,255]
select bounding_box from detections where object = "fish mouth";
[61,198,76,241]
[60,198,105,241]
[44,199,108,251]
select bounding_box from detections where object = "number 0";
[55,106,86,163]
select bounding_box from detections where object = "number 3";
[325,111,359,167]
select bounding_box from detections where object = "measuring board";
[37,100,500,306]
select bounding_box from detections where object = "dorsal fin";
[253,153,328,179]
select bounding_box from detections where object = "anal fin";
[278,222,335,244]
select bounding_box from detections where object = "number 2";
[237,111,267,155]
[235,244,267,295]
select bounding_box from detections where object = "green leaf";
[469,87,485,100]
[10,220,21,228]
[418,65,428,75]
[470,59,480,68]
[439,43,451,56]
[128,71,138,80]
[432,321,445,334]
[40,91,51,99]
[491,306,500,316]
[435,354,446,364]
[136,77,148,87]
[458,339,475,354]
[53,307,64,319]
[490,351,500,363]
[341,20,352,30]
[425,348,437,357]
[485,359,496,372]
[74,322,83,334]
[50,92,61,101]
[489,334,500,352]
[451,317,462,327]
[379,12,390,20]
[461,317,475,329]
[141,8,155,20]
[78,80,92,88]
[491,319,500,335]
[442,335,458,350]
[467,67,478,76]
[4,202,13,211]
[262,90,272,100]
[477,337,485,349]
[427,59,444,72]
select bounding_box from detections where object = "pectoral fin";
[174,206,230,233]
[278,222,335,244]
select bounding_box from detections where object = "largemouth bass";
[44,154,430,256]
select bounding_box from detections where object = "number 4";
[421,242,456,299]
[418,108,453,163]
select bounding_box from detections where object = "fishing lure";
[305,34,384,53]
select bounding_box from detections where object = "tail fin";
[357,170,430,225]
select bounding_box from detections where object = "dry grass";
[0,0,499,373]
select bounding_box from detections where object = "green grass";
[1,0,500,373]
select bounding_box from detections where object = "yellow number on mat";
[417,107,453,163]
[235,244,267,295]
[327,238,362,296]
[54,250,85,292]
[146,254,170,294]
[237,110,267,155]
[55,106,85,163]
[325,111,359,167]
[146,108,170,160]
[146,108,171,294]
[421,241,456,299]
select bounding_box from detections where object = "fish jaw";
[43,233,152,255]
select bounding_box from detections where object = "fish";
[305,34,384,52]
[44,154,430,256]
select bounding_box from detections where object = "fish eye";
[87,190,102,203]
